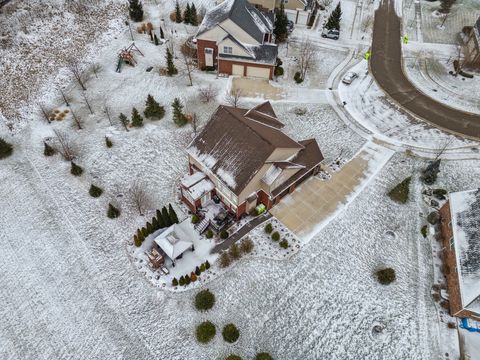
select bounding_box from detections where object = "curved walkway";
[370,0,480,140]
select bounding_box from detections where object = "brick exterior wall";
[218,58,274,80]
[196,39,218,69]
[257,189,272,209]
[236,201,247,219]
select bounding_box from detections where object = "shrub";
[264,223,273,234]
[447,321,456,329]
[229,243,242,260]
[218,251,231,268]
[375,268,396,285]
[255,353,274,360]
[185,274,191,285]
[271,231,280,241]
[205,260,211,269]
[294,71,303,83]
[43,142,56,156]
[192,214,200,224]
[0,138,13,159]
[421,225,428,238]
[226,355,242,360]
[196,321,216,343]
[387,177,411,204]
[206,229,214,238]
[200,263,206,272]
[279,239,289,249]
[195,289,215,311]
[222,323,240,343]
[107,203,120,219]
[179,276,185,286]
[191,272,197,282]
[220,230,229,239]
[274,66,284,77]
[433,188,447,200]
[195,266,201,276]
[70,161,83,176]
[89,184,103,198]
[240,238,254,254]
[134,234,142,247]
[105,137,113,148]
[172,277,178,286]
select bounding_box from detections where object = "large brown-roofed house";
[195,0,278,79]
[180,101,324,219]
[439,189,480,321]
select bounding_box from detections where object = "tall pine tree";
[326,3,342,30]
[274,2,288,42]
[144,94,165,119]
[156,209,166,228]
[166,48,178,75]
[175,1,182,23]
[160,26,165,39]
[183,3,192,24]
[171,98,187,126]
[190,4,198,26]
[168,203,179,224]
[129,0,144,22]
[131,107,144,127]
[162,206,172,227]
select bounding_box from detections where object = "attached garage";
[232,64,244,76]
[246,66,270,79]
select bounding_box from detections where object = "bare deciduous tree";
[192,112,198,136]
[182,52,195,86]
[91,63,102,79]
[129,180,151,216]
[53,129,76,160]
[298,37,317,81]
[70,107,83,130]
[199,84,218,103]
[224,88,243,108]
[38,103,52,124]
[361,15,373,33]
[58,88,70,106]
[104,104,113,126]
[82,92,93,114]
[67,59,87,91]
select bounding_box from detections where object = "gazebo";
[153,219,198,266]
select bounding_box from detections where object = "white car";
[342,71,358,85]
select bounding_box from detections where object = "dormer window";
[223,46,233,54]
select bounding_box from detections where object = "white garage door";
[246,66,270,79]
[232,64,244,76]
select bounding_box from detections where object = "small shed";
[154,219,199,265]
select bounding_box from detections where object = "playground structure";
[116,43,144,73]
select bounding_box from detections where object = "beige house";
[181,102,324,218]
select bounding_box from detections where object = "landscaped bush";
[185,274,191,285]
[222,323,240,343]
[274,66,284,77]
[421,225,428,238]
[294,71,303,84]
[200,263,206,272]
[387,177,411,204]
[225,355,242,360]
[107,203,120,219]
[206,229,214,238]
[205,260,210,269]
[191,272,197,282]
[179,276,185,286]
[133,234,142,247]
[433,188,447,200]
[271,231,280,241]
[105,136,113,148]
[196,321,216,343]
[70,161,83,176]
[0,138,13,159]
[220,230,229,239]
[43,142,56,156]
[228,243,242,260]
[195,289,215,311]
[421,160,440,185]
[218,251,231,268]
[255,353,274,360]
[192,214,200,224]
[240,238,254,254]
[375,268,396,285]
[89,184,103,198]
[264,223,273,234]
[172,277,178,286]
[279,239,289,249]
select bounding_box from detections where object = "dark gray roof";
[197,0,273,44]
[218,41,278,64]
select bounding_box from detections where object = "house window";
[204,48,213,54]
[449,237,454,249]
[223,46,233,54]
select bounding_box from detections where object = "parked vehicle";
[342,71,358,85]
[321,28,339,40]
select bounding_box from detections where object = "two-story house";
[439,188,480,321]
[195,0,278,80]
[462,16,480,69]
[180,101,324,219]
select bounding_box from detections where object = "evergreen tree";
[179,276,185,286]
[274,2,288,42]
[172,277,178,286]
[154,33,159,46]
[166,48,178,76]
[146,221,153,234]
[171,97,187,126]
[205,260,210,269]
[144,94,165,119]
[184,274,191,285]
[195,266,201,276]
[107,203,120,218]
[137,229,145,242]
[200,263,206,272]
[131,107,144,127]
[160,26,165,39]
[175,1,182,23]
[183,3,191,24]
[141,227,148,238]
[105,136,113,148]
[134,234,142,247]
[70,161,83,176]
[168,203,179,224]
[162,206,172,226]
[152,216,159,230]
[190,4,198,26]
[325,3,342,30]
[43,142,56,156]
[129,0,144,22]
[89,184,103,198]
[156,209,166,228]
[0,138,13,159]
[119,113,130,131]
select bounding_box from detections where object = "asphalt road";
[370,0,480,140]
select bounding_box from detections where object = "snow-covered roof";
[181,172,206,188]
[450,189,480,311]
[197,0,273,44]
[154,219,198,260]
[185,178,215,200]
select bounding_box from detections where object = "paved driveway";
[370,0,480,139]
